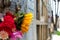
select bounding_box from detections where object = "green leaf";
[56,31,60,35]
[16,12,24,30]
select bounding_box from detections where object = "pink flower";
[10,31,23,40]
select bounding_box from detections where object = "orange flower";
[21,12,33,33]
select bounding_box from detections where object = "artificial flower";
[4,11,15,23]
[0,11,16,36]
[6,11,15,18]
[0,22,12,36]
[10,31,23,40]
[0,11,33,40]
[21,12,33,33]
[0,31,8,39]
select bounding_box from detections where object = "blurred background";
[0,0,60,40]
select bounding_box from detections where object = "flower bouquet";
[0,11,33,40]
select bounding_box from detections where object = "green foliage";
[56,31,60,35]
[15,12,24,30]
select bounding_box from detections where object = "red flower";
[0,22,12,36]
[0,11,16,36]
[4,11,15,23]
[4,11,16,29]
[6,11,15,18]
